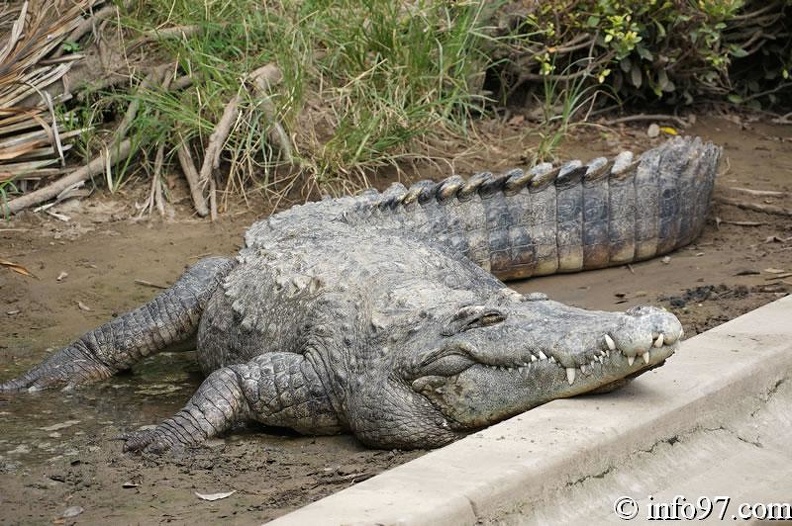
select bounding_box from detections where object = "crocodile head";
[350,287,682,448]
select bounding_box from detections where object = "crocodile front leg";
[0,257,235,392]
[122,352,342,452]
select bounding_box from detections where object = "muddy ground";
[0,116,789,525]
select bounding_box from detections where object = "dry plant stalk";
[727,186,787,198]
[715,195,792,217]
[2,5,294,217]
[138,69,175,217]
[5,138,133,214]
[0,0,102,188]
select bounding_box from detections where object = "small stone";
[39,420,80,432]
[195,490,235,501]
[62,506,84,518]
[647,123,660,138]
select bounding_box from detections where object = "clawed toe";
[120,429,170,454]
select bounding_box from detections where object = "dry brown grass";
[0,0,100,199]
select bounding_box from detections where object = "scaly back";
[245,136,721,281]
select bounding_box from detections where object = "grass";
[0,0,600,214]
[100,0,499,204]
[0,181,16,219]
[530,58,607,163]
[3,0,787,215]
[0,0,612,218]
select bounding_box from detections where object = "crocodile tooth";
[530,355,538,363]
[538,351,548,360]
[653,333,664,348]
[643,350,651,364]
[596,355,604,364]
[548,357,556,364]
[580,364,588,375]
[565,367,576,385]
[604,334,616,351]
[627,355,635,366]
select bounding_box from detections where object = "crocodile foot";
[0,345,114,392]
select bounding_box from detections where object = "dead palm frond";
[0,0,101,184]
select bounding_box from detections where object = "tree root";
[176,137,209,217]
[137,70,176,218]
[248,64,292,163]
[137,142,166,217]
[198,94,241,219]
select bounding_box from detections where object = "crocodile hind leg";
[0,257,235,392]
[121,352,343,453]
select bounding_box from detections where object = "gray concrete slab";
[269,295,792,525]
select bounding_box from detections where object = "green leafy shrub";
[486,0,791,109]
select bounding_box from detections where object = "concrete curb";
[269,295,792,525]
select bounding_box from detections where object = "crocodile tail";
[352,136,721,281]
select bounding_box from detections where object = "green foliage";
[115,0,493,198]
[70,0,790,208]
[532,57,603,163]
[0,181,17,219]
[489,0,791,108]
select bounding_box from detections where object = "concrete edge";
[269,295,792,526]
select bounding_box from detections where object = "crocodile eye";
[464,309,507,330]
[443,306,507,336]
[477,312,506,327]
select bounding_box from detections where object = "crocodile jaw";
[409,301,683,431]
[412,338,677,430]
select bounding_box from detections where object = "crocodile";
[0,136,720,452]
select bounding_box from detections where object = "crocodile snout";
[603,305,683,369]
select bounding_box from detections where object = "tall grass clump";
[110,0,495,202]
